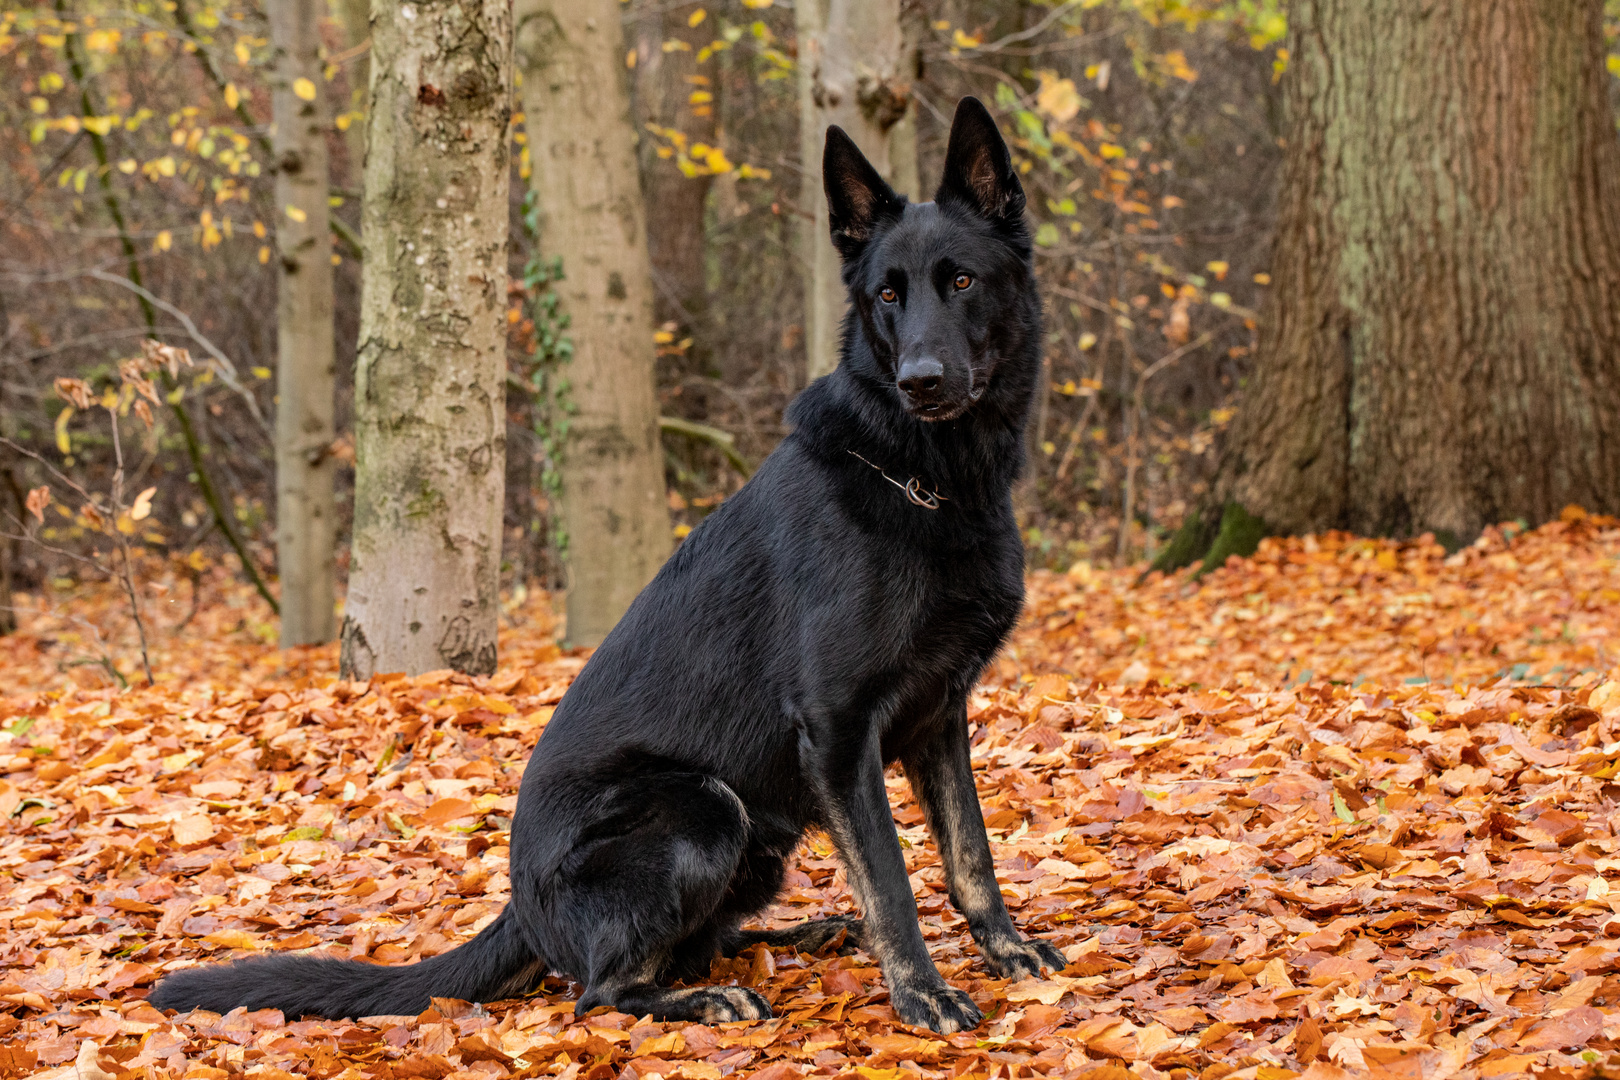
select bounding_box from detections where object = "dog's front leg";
[903,704,1067,980]
[817,730,983,1033]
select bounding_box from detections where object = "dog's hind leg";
[533,772,772,1024]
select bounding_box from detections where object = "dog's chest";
[903,533,1024,672]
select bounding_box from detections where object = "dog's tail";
[148,907,544,1019]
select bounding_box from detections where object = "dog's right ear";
[824,126,904,260]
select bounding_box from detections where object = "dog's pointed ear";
[935,97,1025,224]
[824,125,903,259]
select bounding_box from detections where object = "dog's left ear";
[824,125,904,259]
[936,97,1025,225]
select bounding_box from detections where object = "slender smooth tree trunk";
[631,0,716,347]
[1162,0,1620,570]
[339,0,512,677]
[797,0,914,382]
[268,0,337,646]
[516,0,671,647]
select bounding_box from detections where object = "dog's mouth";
[906,376,988,423]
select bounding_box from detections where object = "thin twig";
[57,6,280,615]
[84,270,269,433]
[1118,332,1214,563]
[659,415,753,479]
[105,407,154,685]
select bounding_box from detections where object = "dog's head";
[824,97,1032,423]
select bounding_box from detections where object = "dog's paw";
[692,986,772,1024]
[890,981,983,1034]
[982,936,1067,980]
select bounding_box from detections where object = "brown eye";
[953,273,973,291]
[879,286,898,303]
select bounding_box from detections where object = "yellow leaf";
[625,49,636,68]
[54,408,73,455]
[285,204,307,223]
[1206,260,1229,280]
[172,814,215,846]
[154,230,173,253]
[131,486,156,522]
[702,146,733,173]
[741,0,773,7]
[1035,71,1082,123]
[687,8,706,26]
[674,523,693,539]
[252,366,272,380]
[258,245,271,264]
[117,158,136,174]
[224,82,240,109]
[636,1031,685,1056]
[201,929,263,950]
[952,28,981,48]
[293,77,317,101]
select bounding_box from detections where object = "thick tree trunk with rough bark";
[1162,0,1620,570]
[268,0,337,647]
[631,0,716,344]
[339,0,511,677]
[517,0,671,647]
[796,0,916,382]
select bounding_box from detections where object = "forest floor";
[2,509,1620,1080]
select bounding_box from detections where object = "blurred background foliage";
[0,0,1617,598]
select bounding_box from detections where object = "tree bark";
[631,0,716,344]
[516,0,671,648]
[267,0,337,647]
[1170,0,1620,566]
[339,0,512,677]
[797,0,915,382]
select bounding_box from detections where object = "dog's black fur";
[149,97,1061,1033]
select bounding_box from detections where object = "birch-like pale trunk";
[516,0,671,647]
[339,0,512,677]
[796,0,914,382]
[267,0,336,646]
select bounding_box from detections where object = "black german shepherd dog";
[150,97,1061,1033]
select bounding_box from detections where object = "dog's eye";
[879,287,898,304]
[953,273,973,291]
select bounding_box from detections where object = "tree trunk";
[631,0,716,346]
[796,0,915,382]
[267,0,337,647]
[1166,0,1620,568]
[339,0,512,678]
[516,0,671,648]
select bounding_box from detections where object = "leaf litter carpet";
[3,512,1620,1080]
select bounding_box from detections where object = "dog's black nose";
[897,357,944,403]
